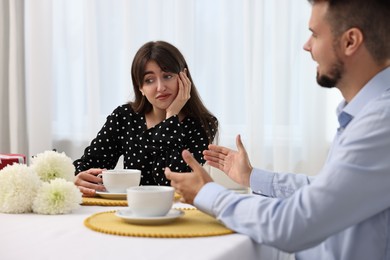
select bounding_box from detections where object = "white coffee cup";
[126,186,174,217]
[100,169,141,193]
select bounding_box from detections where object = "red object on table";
[0,154,27,170]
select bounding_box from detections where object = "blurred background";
[1,0,342,175]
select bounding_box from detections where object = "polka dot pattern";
[74,104,217,186]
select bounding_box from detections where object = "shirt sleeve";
[194,101,390,253]
[73,106,123,174]
[250,168,315,198]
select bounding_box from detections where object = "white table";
[0,203,291,260]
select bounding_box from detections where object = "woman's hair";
[308,0,390,64]
[130,41,218,143]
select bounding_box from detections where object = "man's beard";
[316,59,344,89]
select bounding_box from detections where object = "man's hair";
[308,0,390,64]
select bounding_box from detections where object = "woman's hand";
[74,168,106,197]
[203,135,253,187]
[166,70,191,118]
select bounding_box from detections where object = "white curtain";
[0,0,28,156]
[21,0,342,175]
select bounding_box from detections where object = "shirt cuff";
[194,182,226,216]
[250,168,275,197]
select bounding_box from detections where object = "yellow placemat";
[173,192,182,201]
[82,197,127,206]
[82,192,182,206]
[84,209,234,238]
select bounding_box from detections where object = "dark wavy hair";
[308,0,390,64]
[129,41,218,143]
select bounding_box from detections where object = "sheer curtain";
[0,0,28,156]
[23,0,342,175]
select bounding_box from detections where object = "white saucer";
[95,191,127,200]
[115,208,184,225]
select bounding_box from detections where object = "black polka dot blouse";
[74,104,217,186]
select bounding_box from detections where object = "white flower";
[0,164,42,213]
[31,150,75,182]
[32,178,82,215]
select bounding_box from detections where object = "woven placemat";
[84,208,234,238]
[82,193,182,206]
[82,197,128,206]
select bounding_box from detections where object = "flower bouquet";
[0,150,82,214]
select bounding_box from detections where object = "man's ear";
[342,27,364,56]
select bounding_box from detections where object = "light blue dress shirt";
[195,67,390,260]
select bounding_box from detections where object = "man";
[165,0,390,259]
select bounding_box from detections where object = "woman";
[74,41,218,196]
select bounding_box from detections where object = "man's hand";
[203,134,253,187]
[165,149,213,204]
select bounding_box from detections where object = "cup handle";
[97,174,103,184]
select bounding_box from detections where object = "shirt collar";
[337,66,390,118]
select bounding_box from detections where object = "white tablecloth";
[0,203,292,260]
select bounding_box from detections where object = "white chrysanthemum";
[30,150,75,182]
[32,178,82,215]
[0,164,42,213]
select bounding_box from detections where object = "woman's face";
[140,60,179,111]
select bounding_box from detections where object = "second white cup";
[127,186,174,217]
